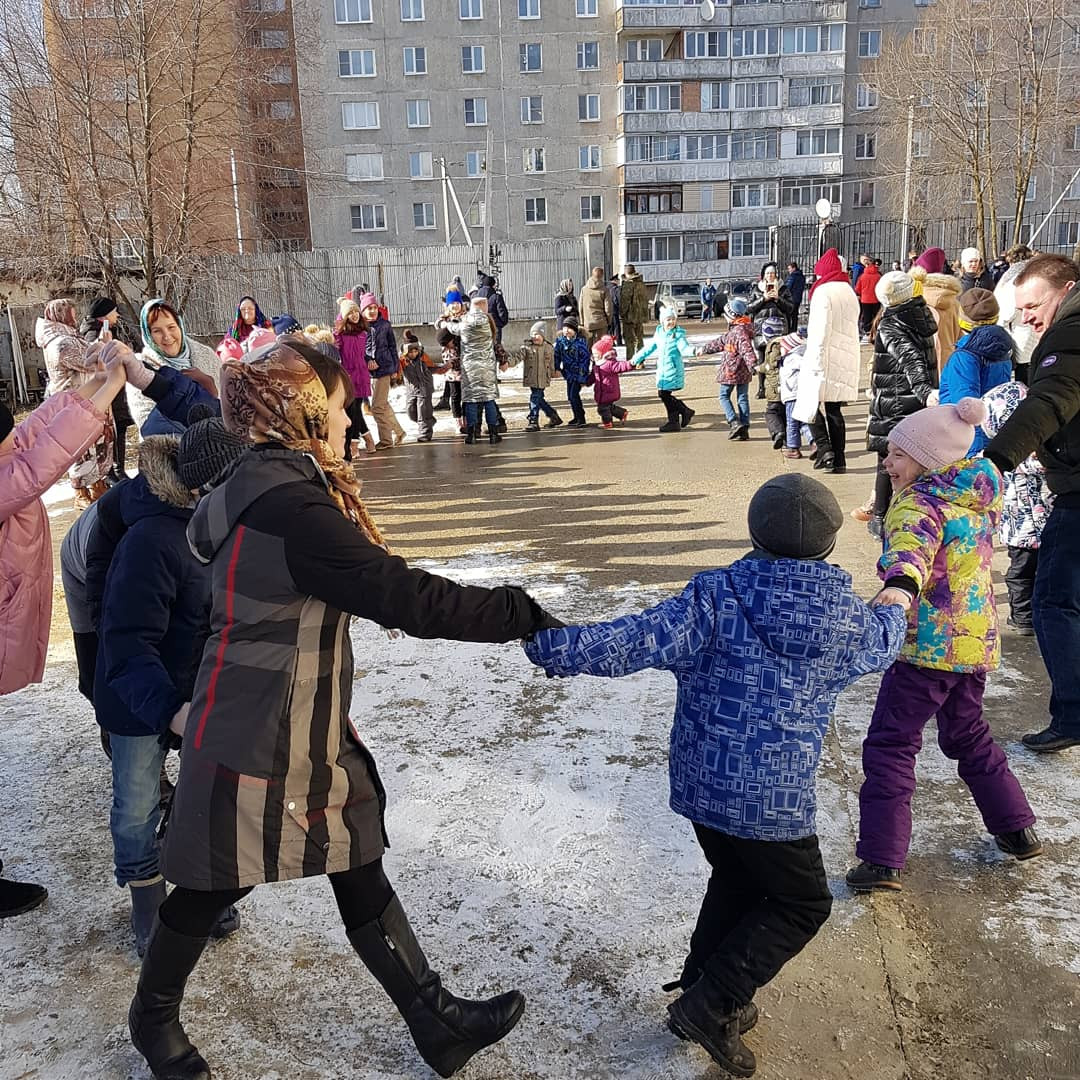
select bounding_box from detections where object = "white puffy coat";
[793,281,860,423]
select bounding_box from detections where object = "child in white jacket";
[779,334,815,459]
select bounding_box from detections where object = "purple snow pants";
[856,661,1036,870]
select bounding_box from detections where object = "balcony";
[622,161,733,184]
[727,53,846,79]
[728,103,844,129]
[620,111,732,133]
[730,1,845,24]
[769,155,843,176]
[622,58,731,81]
[617,2,716,30]
[621,210,735,234]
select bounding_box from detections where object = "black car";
[713,280,753,318]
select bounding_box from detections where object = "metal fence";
[180,237,590,337]
[775,211,1080,273]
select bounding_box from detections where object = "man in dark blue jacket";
[785,263,806,313]
[94,417,246,955]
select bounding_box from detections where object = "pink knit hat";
[889,397,988,470]
[779,333,803,355]
[357,292,378,311]
[592,334,616,360]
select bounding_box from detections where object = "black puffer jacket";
[746,283,797,332]
[866,297,939,453]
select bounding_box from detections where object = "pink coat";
[0,392,109,695]
[591,357,635,405]
[334,325,372,399]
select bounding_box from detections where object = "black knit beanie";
[88,296,117,321]
[747,474,844,560]
[0,400,13,444]
[178,406,247,489]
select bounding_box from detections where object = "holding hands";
[871,586,913,609]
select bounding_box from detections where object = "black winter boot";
[129,919,212,1080]
[130,878,168,957]
[662,958,758,1033]
[463,424,479,445]
[667,975,757,1077]
[488,425,503,444]
[0,860,48,918]
[348,894,525,1078]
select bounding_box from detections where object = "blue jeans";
[110,732,168,887]
[784,401,815,449]
[528,387,557,422]
[1033,506,1080,736]
[719,383,749,427]
[464,400,498,428]
[565,379,586,423]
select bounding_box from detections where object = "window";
[684,134,726,160]
[579,144,601,170]
[624,190,682,214]
[626,236,682,264]
[854,133,876,159]
[973,27,990,54]
[856,83,879,110]
[858,30,881,58]
[787,76,842,107]
[1058,221,1080,246]
[403,46,427,75]
[468,201,486,227]
[577,41,599,69]
[730,130,777,160]
[401,0,423,18]
[781,25,844,55]
[266,64,293,84]
[252,29,288,48]
[268,100,296,120]
[684,233,729,262]
[338,49,376,77]
[913,178,931,204]
[241,0,286,9]
[912,29,936,56]
[350,204,386,231]
[409,151,434,179]
[406,99,430,127]
[518,0,539,16]
[1072,124,1080,151]
[795,127,841,155]
[1026,176,1037,199]
[731,181,778,209]
[685,31,728,58]
[733,80,780,109]
[918,82,934,108]
[859,0,880,6]
[625,38,663,61]
[578,94,600,121]
[702,83,727,111]
[334,0,371,22]
[781,177,841,208]
[576,0,597,16]
[459,0,481,16]
[524,197,547,224]
[852,182,876,208]
[623,84,681,112]
[520,43,542,71]
[346,152,384,181]
[912,130,930,158]
[730,229,768,258]
[523,146,546,172]
[731,28,779,57]
[580,195,603,222]
[625,135,681,162]
[462,45,484,73]
[520,95,544,123]
[413,202,436,229]
[464,97,487,125]
[465,150,486,177]
[965,81,988,107]
[342,101,378,129]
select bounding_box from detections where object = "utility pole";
[483,127,493,269]
[899,99,914,263]
[229,148,244,255]
[439,157,451,246]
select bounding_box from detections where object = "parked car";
[652,282,703,321]
[713,280,753,318]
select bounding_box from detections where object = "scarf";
[219,342,385,546]
[140,298,192,369]
[229,296,272,341]
[809,248,849,299]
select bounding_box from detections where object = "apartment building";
[293,0,620,247]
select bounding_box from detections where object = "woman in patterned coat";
[129,338,560,1080]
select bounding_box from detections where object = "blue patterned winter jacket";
[525,558,906,841]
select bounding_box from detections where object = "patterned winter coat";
[444,311,499,403]
[714,322,757,386]
[631,324,696,391]
[878,457,1002,673]
[981,381,1054,550]
[35,317,95,397]
[554,332,592,383]
[161,446,556,890]
[525,558,906,841]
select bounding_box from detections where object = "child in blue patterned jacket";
[524,473,908,1078]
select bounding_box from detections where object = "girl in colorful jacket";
[847,397,1041,894]
[630,305,697,433]
[712,297,758,440]
[589,334,636,428]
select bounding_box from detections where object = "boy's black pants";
[689,824,832,1006]
[1005,546,1039,626]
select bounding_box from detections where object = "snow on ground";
[3,544,1080,1079]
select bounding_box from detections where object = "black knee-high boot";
[129,919,211,1080]
[348,894,524,1079]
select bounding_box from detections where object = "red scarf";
[809,249,849,299]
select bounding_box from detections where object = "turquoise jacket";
[632,325,695,391]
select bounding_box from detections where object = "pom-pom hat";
[889,397,988,471]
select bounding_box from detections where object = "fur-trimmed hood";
[912,267,962,313]
[134,435,194,511]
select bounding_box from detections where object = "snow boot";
[348,894,525,1079]
[129,919,212,1080]
[994,827,1043,860]
[0,861,48,918]
[726,419,741,440]
[488,425,503,445]
[845,861,902,892]
[658,421,682,433]
[463,424,479,445]
[667,976,757,1078]
[681,407,696,428]
[209,904,241,940]
[131,878,168,958]
[737,425,750,441]
[662,960,758,1033]
[544,412,563,428]
[525,419,541,432]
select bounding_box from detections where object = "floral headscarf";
[220,342,385,546]
[43,298,76,327]
[228,296,272,342]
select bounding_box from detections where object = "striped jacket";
[162,446,554,890]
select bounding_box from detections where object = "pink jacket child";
[590,335,636,428]
[0,392,114,694]
[333,299,372,400]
